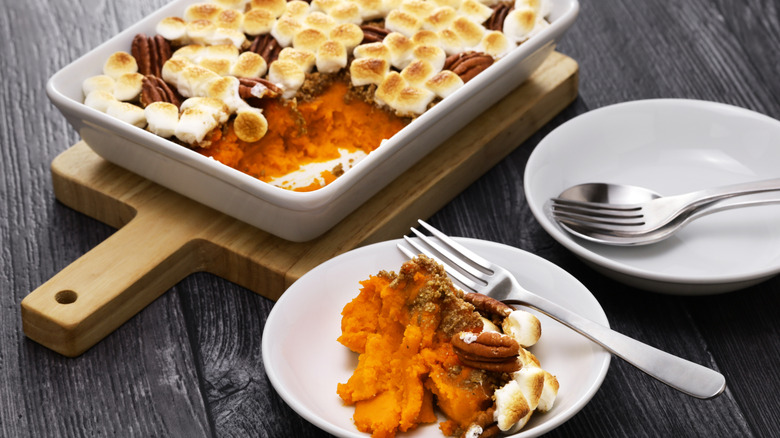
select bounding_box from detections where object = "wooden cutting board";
[22,52,578,357]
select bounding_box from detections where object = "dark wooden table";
[3,0,779,436]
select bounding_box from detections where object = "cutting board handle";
[21,209,200,357]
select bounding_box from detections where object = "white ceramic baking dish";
[47,0,579,241]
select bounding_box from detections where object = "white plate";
[524,99,780,294]
[262,238,610,437]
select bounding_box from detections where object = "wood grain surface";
[2,0,779,437]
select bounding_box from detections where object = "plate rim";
[262,237,611,438]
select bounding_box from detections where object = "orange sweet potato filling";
[196,80,408,191]
[338,257,500,438]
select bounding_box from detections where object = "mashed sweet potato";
[196,79,408,191]
[337,256,507,437]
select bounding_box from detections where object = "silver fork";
[550,178,780,235]
[398,220,726,399]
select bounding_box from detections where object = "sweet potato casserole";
[82,0,553,190]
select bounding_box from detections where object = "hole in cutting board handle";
[55,290,78,305]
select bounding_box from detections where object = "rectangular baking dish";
[47,0,579,242]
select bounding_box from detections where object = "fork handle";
[506,288,726,399]
[679,177,780,208]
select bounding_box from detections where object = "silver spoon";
[549,182,780,245]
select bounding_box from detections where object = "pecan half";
[443,51,494,83]
[360,24,390,44]
[248,34,283,65]
[486,2,514,31]
[140,75,182,108]
[452,331,521,373]
[238,77,282,99]
[464,292,513,321]
[132,34,172,77]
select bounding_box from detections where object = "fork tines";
[549,198,646,227]
[398,220,492,292]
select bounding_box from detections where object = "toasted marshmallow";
[401,0,436,19]
[350,58,390,86]
[271,16,303,47]
[207,76,243,112]
[380,0,404,15]
[268,60,306,98]
[503,7,537,42]
[107,101,147,128]
[172,44,205,62]
[162,58,192,86]
[480,316,501,333]
[513,366,545,410]
[353,42,392,62]
[393,85,435,115]
[231,51,268,78]
[429,0,461,8]
[180,97,230,122]
[315,41,347,73]
[205,27,247,47]
[242,8,275,35]
[113,72,145,101]
[175,108,218,144]
[502,310,541,347]
[234,107,269,142]
[277,47,316,72]
[412,45,446,71]
[400,59,436,86]
[103,51,138,79]
[293,28,329,53]
[383,32,415,69]
[424,70,463,98]
[215,9,244,30]
[329,23,364,51]
[310,0,341,13]
[517,0,552,17]
[84,90,117,113]
[412,29,440,46]
[204,44,240,61]
[176,97,229,144]
[178,64,221,97]
[284,1,311,18]
[329,2,362,24]
[437,28,464,54]
[536,371,559,412]
[478,30,513,58]
[519,348,541,368]
[186,19,216,45]
[198,58,231,75]
[450,16,485,47]
[144,102,179,138]
[185,3,224,22]
[423,6,457,31]
[156,17,188,42]
[384,9,421,37]
[458,0,494,24]
[250,0,287,17]
[213,0,251,9]
[493,380,531,432]
[304,11,336,33]
[82,75,115,97]
[352,0,384,20]
[374,71,405,107]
